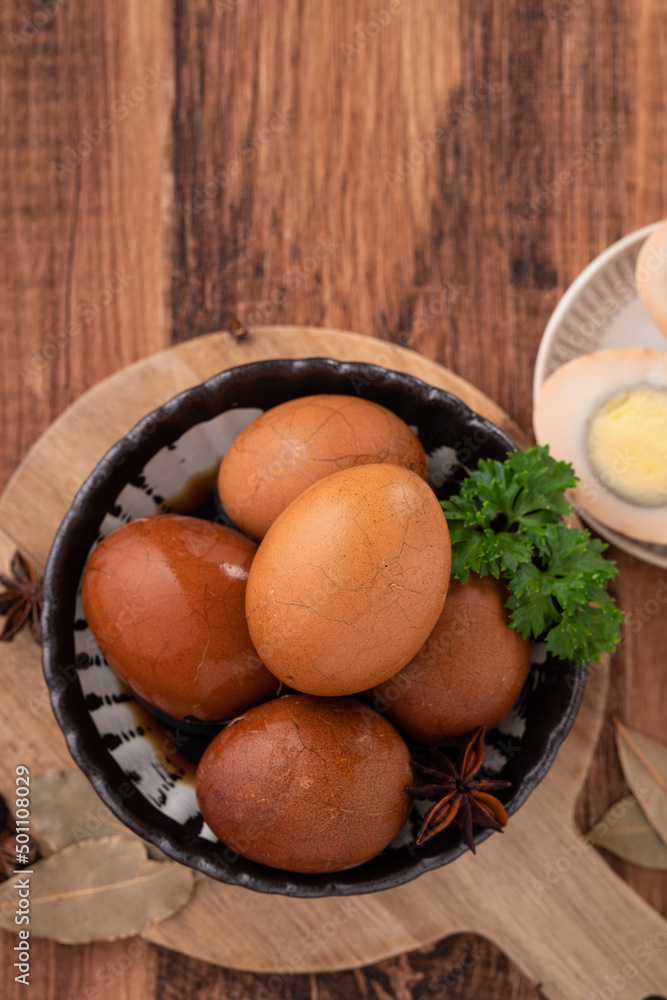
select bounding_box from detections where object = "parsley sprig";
[441,445,623,666]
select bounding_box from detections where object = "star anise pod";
[0,831,38,882]
[229,316,249,342]
[407,726,511,853]
[0,794,39,883]
[0,550,43,643]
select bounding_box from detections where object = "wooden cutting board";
[0,327,665,1000]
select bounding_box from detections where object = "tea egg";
[195,694,413,873]
[218,394,428,539]
[81,514,280,721]
[365,574,531,743]
[533,349,667,543]
[245,464,451,696]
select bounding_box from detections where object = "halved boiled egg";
[636,220,667,339]
[534,349,667,544]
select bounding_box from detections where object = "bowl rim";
[532,220,667,568]
[532,220,662,396]
[42,356,587,896]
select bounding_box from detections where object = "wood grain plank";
[169,0,667,971]
[167,0,667,991]
[0,528,72,803]
[2,0,667,996]
[575,549,667,918]
[0,0,174,494]
[169,0,651,436]
[5,328,667,999]
[567,0,667,919]
[0,329,538,999]
[153,935,542,1000]
[171,0,463,350]
[0,1,173,997]
[0,938,159,1000]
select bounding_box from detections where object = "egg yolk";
[587,383,667,506]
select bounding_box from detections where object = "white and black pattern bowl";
[42,358,586,897]
[533,222,667,567]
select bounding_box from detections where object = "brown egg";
[218,394,429,539]
[195,694,413,873]
[81,514,280,722]
[366,574,531,743]
[246,464,451,696]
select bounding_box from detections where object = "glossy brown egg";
[81,514,280,722]
[195,694,413,873]
[245,464,451,697]
[365,574,531,742]
[218,394,429,539]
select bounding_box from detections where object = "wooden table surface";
[1,1,666,997]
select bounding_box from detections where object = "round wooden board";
[0,327,665,999]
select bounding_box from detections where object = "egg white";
[636,219,667,340]
[533,348,667,545]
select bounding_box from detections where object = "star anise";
[407,726,511,853]
[0,550,43,644]
[0,793,39,882]
[229,316,249,342]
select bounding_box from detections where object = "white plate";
[532,222,667,567]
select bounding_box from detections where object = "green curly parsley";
[440,445,623,666]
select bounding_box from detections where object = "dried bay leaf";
[0,835,193,943]
[31,768,168,861]
[613,716,667,844]
[587,794,667,870]
[31,768,128,847]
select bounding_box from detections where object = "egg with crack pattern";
[245,463,451,696]
[366,574,531,743]
[81,514,280,722]
[218,394,428,540]
[195,694,414,873]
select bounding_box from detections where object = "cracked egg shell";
[195,693,413,873]
[81,514,280,722]
[365,574,531,743]
[534,349,667,544]
[245,464,451,697]
[218,394,428,540]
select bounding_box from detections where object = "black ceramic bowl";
[42,358,586,897]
